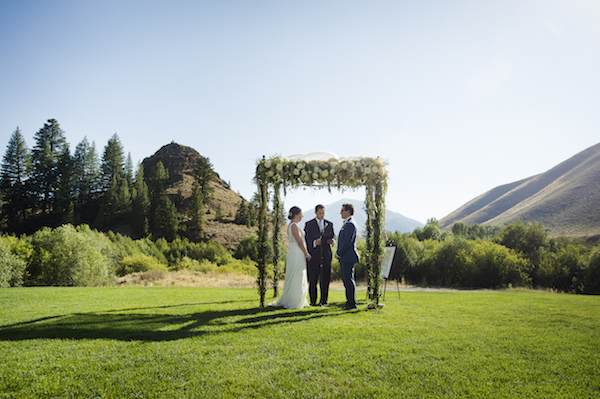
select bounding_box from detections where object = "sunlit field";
[1,287,598,398]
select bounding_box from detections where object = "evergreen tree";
[125,152,134,186]
[30,119,68,215]
[101,133,125,191]
[147,161,169,230]
[0,127,31,232]
[54,145,74,224]
[131,164,150,237]
[193,156,216,209]
[72,137,101,205]
[188,182,204,237]
[234,199,250,227]
[103,175,131,225]
[147,161,178,238]
[155,194,179,240]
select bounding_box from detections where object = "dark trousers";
[307,262,331,305]
[340,262,357,308]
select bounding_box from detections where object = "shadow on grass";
[0,301,348,342]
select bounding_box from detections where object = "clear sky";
[1,0,598,223]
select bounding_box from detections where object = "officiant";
[304,205,335,306]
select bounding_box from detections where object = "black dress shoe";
[310,303,318,306]
[344,305,358,310]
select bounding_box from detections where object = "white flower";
[298,162,305,169]
[264,160,271,168]
[341,162,348,170]
[293,168,300,175]
[321,170,329,178]
[276,163,283,172]
[312,172,319,179]
[266,171,274,177]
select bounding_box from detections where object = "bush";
[234,235,259,261]
[28,225,114,286]
[0,236,27,287]
[116,253,167,276]
[583,248,600,294]
[403,237,531,288]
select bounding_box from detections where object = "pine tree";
[155,194,179,240]
[54,145,74,224]
[125,152,134,186]
[131,164,150,237]
[193,156,216,209]
[188,182,204,238]
[101,133,125,192]
[30,119,68,215]
[0,127,31,232]
[234,199,249,226]
[73,137,100,204]
[147,161,169,231]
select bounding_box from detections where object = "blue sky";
[1,0,599,223]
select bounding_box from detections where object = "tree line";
[0,119,259,239]
[386,219,600,294]
[0,223,256,288]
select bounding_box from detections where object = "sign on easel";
[380,246,396,279]
[381,246,400,300]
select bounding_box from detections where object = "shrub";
[116,253,167,276]
[0,236,27,287]
[583,248,600,294]
[234,235,259,261]
[28,224,114,286]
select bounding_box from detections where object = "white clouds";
[461,58,513,104]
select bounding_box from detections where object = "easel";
[381,245,400,301]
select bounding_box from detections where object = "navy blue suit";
[336,216,360,308]
[304,218,334,305]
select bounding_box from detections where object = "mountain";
[141,142,255,249]
[298,198,424,235]
[439,142,600,237]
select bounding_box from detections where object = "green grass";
[1,287,599,398]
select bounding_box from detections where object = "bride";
[268,206,312,309]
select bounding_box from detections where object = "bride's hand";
[306,254,312,261]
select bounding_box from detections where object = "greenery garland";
[255,155,389,308]
[271,183,283,298]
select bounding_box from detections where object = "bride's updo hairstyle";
[288,206,301,220]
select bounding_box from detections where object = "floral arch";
[255,152,389,308]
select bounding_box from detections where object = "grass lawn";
[1,286,599,398]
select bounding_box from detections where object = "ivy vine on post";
[271,183,283,298]
[255,157,270,308]
[255,153,388,309]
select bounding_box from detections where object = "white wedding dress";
[268,222,309,309]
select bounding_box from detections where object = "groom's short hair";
[315,204,324,212]
[342,203,354,215]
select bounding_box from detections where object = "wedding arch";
[254,152,389,308]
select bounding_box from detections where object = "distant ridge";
[440,142,600,237]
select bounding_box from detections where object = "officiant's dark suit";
[304,205,335,306]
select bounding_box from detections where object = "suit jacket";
[336,217,360,265]
[304,218,334,264]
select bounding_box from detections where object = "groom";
[335,203,359,310]
[304,205,335,306]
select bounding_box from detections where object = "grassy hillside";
[440,142,600,237]
[1,287,599,398]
